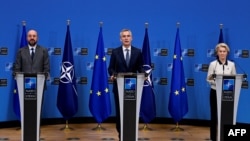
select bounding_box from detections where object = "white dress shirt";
[206,59,236,90]
[122,46,131,60]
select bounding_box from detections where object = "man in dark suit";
[13,29,50,78]
[108,29,144,140]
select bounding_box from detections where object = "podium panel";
[117,73,144,141]
[16,73,46,141]
[215,74,243,141]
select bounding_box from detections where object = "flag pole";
[145,22,148,28]
[92,123,106,131]
[22,20,26,26]
[170,122,184,131]
[170,22,184,132]
[176,21,180,28]
[139,123,154,131]
[219,23,223,29]
[67,19,70,26]
[91,21,106,131]
[15,20,27,131]
[60,120,74,131]
[59,20,74,131]
[139,22,154,132]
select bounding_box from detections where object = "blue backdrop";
[0,0,250,124]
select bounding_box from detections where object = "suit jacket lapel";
[25,47,33,63]
[33,45,40,61]
[118,47,127,67]
[129,47,137,68]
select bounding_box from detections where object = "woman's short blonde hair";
[215,43,230,53]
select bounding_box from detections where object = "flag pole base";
[170,123,184,132]
[15,127,21,131]
[92,123,106,131]
[60,120,74,131]
[139,124,153,131]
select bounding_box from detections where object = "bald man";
[13,29,50,78]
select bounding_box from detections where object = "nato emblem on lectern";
[223,79,234,91]
[24,77,37,100]
[222,79,235,101]
[124,78,136,100]
[25,77,36,89]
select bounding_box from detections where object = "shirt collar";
[217,58,228,65]
[123,46,131,51]
[28,45,37,50]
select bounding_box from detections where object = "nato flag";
[168,27,188,123]
[57,25,78,120]
[89,26,111,124]
[218,27,224,43]
[140,27,156,123]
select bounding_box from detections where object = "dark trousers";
[210,88,217,141]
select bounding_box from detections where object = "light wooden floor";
[0,123,211,141]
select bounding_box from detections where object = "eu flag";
[218,26,224,43]
[13,23,28,120]
[57,24,78,120]
[216,25,224,59]
[168,27,188,123]
[140,27,156,123]
[89,26,111,124]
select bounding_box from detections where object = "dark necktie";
[31,48,34,60]
[125,49,130,66]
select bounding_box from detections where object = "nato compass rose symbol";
[224,80,234,91]
[128,80,134,88]
[60,61,74,83]
[25,78,36,89]
[143,64,153,87]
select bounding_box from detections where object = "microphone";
[231,60,247,81]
